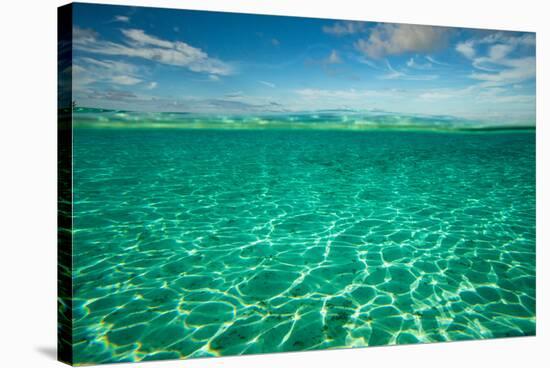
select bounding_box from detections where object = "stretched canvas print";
[58,2,536,366]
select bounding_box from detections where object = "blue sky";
[72,3,536,123]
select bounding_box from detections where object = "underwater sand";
[71,127,535,364]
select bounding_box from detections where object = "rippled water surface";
[72,128,535,365]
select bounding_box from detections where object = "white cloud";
[418,91,452,99]
[296,88,363,100]
[121,29,174,48]
[406,56,432,70]
[326,50,342,64]
[479,32,535,47]
[73,57,143,88]
[114,15,130,23]
[382,59,406,79]
[456,32,536,87]
[292,85,534,122]
[356,57,384,70]
[224,91,244,99]
[73,26,233,76]
[323,21,366,36]
[457,32,535,62]
[259,80,275,88]
[147,81,158,89]
[110,75,142,85]
[381,60,438,80]
[355,24,451,59]
[489,43,513,60]
[425,56,447,66]
[470,57,535,86]
[295,88,394,100]
[456,41,476,59]
[73,27,98,44]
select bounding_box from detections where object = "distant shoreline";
[67,107,535,133]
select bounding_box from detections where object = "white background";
[0,0,547,366]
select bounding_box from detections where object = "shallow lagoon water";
[72,126,535,364]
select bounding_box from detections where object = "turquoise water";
[71,121,535,364]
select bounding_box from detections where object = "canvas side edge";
[58,3,74,366]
